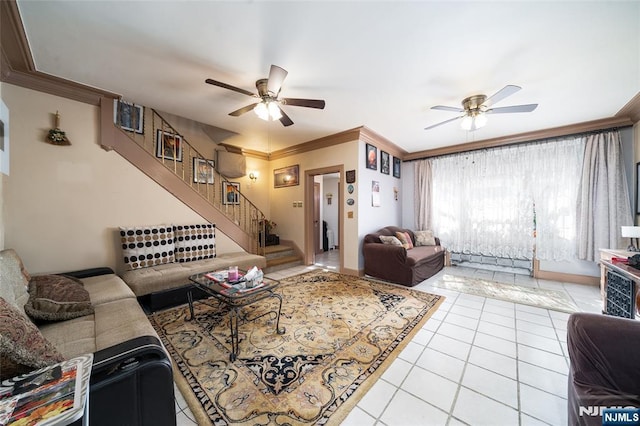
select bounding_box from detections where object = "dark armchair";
[567,312,640,425]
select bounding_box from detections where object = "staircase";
[263,245,303,273]
[101,98,267,256]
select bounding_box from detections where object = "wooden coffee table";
[187,270,285,361]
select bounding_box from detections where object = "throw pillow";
[379,235,403,246]
[24,275,94,322]
[173,223,216,262]
[395,231,414,250]
[120,225,176,270]
[414,230,437,246]
[0,297,65,380]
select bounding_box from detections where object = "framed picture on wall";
[155,130,183,162]
[366,143,377,170]
[193,158,215,184]
[222,181,240,205]
[274,164,300,188]
[380,151,390,174]
[393,156,401,178]
[113,99,144,134]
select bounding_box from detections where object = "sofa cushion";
[380,235,403,246]
[81,274,136,305]
[395,231,414,250]
[414,230,436,246]
[0,249,30,314]
[174,223,216,262]
[24,275,94,322]
[0,297,65,379]
[121,252,266,297]
[120,225,175,270]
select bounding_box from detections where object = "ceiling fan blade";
[486,104,538,114]
[277,106,294,127]
[424,115,464,130]
[229,103,259,117]
[281,98,326,109]
[267,65,288,95]
[205,78,256,97]
[431,105,465,113]
[483,85,521,107]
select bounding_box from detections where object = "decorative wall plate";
[347,198,355,205]
[347,184,354,194]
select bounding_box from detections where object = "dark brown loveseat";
[363,226,446,286]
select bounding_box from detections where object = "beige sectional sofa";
[0,248,176,425]
[121,251,266,297]
[118,223,266,311]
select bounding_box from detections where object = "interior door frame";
[304,165,344,272]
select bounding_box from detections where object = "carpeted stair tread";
[266,254,301,267]
[263,244,293,255]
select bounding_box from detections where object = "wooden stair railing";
[100,97,267,255]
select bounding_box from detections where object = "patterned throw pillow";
[414,230,437,246]
[24,275,94,322]
[174,224,216,262]
[379,235,403,246]
[0,297,65,380]
[120,225,176,270]
[395,231,414,250]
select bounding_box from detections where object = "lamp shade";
[621,226,640,238]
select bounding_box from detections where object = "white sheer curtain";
[431,137,584,261]
[414,159,432,230]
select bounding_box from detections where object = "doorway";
[304,166,344,272]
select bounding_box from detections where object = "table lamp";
[621,226,640,252]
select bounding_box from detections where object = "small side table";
[0,354,93,426]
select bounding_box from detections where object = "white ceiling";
[16,1,640,154]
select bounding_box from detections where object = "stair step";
[263,244,296,261]
[263,244,294,255]
[264,255,303,274]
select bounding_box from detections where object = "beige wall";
[268,141,360,272]
[2,83,243,274]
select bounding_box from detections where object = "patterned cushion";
[24,275,94,321]
[0,297,65,380]
[379,235,403,246]
[174,224,216,262]
[120,225,175,270]
[414,230,436,246]
[395,231,414,250]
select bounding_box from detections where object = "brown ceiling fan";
[205,64,325,127]
[425,85,538,131]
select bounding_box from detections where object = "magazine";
[0,355,92,426]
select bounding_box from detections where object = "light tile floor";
[175,250,602,425]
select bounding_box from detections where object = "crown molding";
[0,0,119,105]
[1,0,34,72]
[616,92,640,123]
[359,126,409,159]
[404,116,634,160]
[267,127,362,161]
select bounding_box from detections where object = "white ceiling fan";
[425,85,538,131]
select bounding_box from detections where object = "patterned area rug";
[433,274,579,313]
[148,270,443,425]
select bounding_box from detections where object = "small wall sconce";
[326,193,333,205]
[393,187,398,201]
[46,111,71,146]
[249,171,259,183]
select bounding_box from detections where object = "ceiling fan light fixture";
[267,101,282,120]
[254,102,269,120]
[474,112,488,129]
[460,115,473,131]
